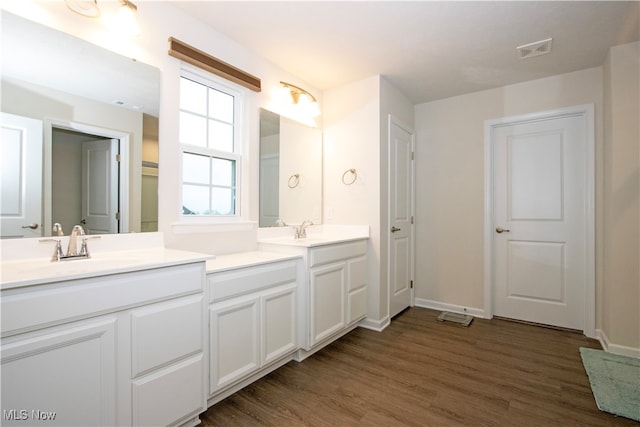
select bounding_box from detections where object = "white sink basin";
[19,257,140,275]
[0,247,213,290]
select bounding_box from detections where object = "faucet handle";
[39,238,63,262]
[79,238,90,258]
[52,223,64,236]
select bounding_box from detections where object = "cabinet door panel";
[347,256,367,292]
[310,263,345,345]
[1,318,116,426]
[347,286,367,324]
[209,297,260,393]
[262,284,297,364]
[132,354,204,427]
[131,295,203,377]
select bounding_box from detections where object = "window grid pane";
[180,74,239,217]
[182,151,236,216]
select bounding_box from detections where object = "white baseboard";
[358,315,390,332]
[596,328,640,359]
[413,298,486,318]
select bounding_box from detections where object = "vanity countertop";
[206,251,300,273]
[256,224,370,248]
[0,233,213,290]
[0,247,213,290]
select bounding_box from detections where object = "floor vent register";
[437,311,474,327]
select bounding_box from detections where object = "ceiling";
[170,1,640,104]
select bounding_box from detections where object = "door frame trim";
[387,114,416,317]
[483,104,595,337]
[44,119,130,236]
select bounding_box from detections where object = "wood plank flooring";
[200,307,639,426]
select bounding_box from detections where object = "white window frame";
[178,67,246,226]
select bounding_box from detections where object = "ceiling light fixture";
[280,81,320,117]
[64,0,100,18]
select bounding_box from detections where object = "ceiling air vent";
[517,38,553,59]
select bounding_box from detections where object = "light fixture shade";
[65,0,100,17]
[280,81,321,117]
[117,1,141,35]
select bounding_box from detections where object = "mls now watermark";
[3,409,57,421]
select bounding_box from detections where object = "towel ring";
[288,173,300,188]
[342,168,357,185]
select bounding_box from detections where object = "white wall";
[324,75,413,326]
[602,41,640,353]
[415,57,639,353]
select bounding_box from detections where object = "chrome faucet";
[66,225,85,256]
[295,220,314,239]
[40,224,98,262]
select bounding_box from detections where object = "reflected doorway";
[51,128,119,235]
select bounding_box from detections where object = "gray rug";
[580,347,640,422]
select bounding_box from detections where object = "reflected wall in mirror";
[0,11,159,238]
[259,109,322,227]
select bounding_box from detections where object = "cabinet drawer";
[1,263,205,337]
[131,295,203,377]
[309,240,367,267]
[207,260,297,303]
[132,354,204,427]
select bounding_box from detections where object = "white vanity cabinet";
[1,316,118,426]
[1,261,207,427]
[207,259,298,402]
[307,240,368,349]
[257,235,369,360]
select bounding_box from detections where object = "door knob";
[21,223,39,230]
[495,226,510,233]
[391,226,401,233]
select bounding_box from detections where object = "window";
[179,70,242,217]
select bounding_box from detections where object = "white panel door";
[389,119,414,318]
[492,113,588,330]
[0,113,42,238]
[82,139,118,234]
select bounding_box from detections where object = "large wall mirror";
[259,109,322,227]
[0,11,159,238]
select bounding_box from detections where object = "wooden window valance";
[168,37,261,92]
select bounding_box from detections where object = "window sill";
[171,219,256,234]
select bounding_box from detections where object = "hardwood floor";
[201,307,639,426]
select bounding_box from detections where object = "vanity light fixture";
[65,0,100,18]
[117,0,141,35]
[280,81,321,117]
[64,0,140,35]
